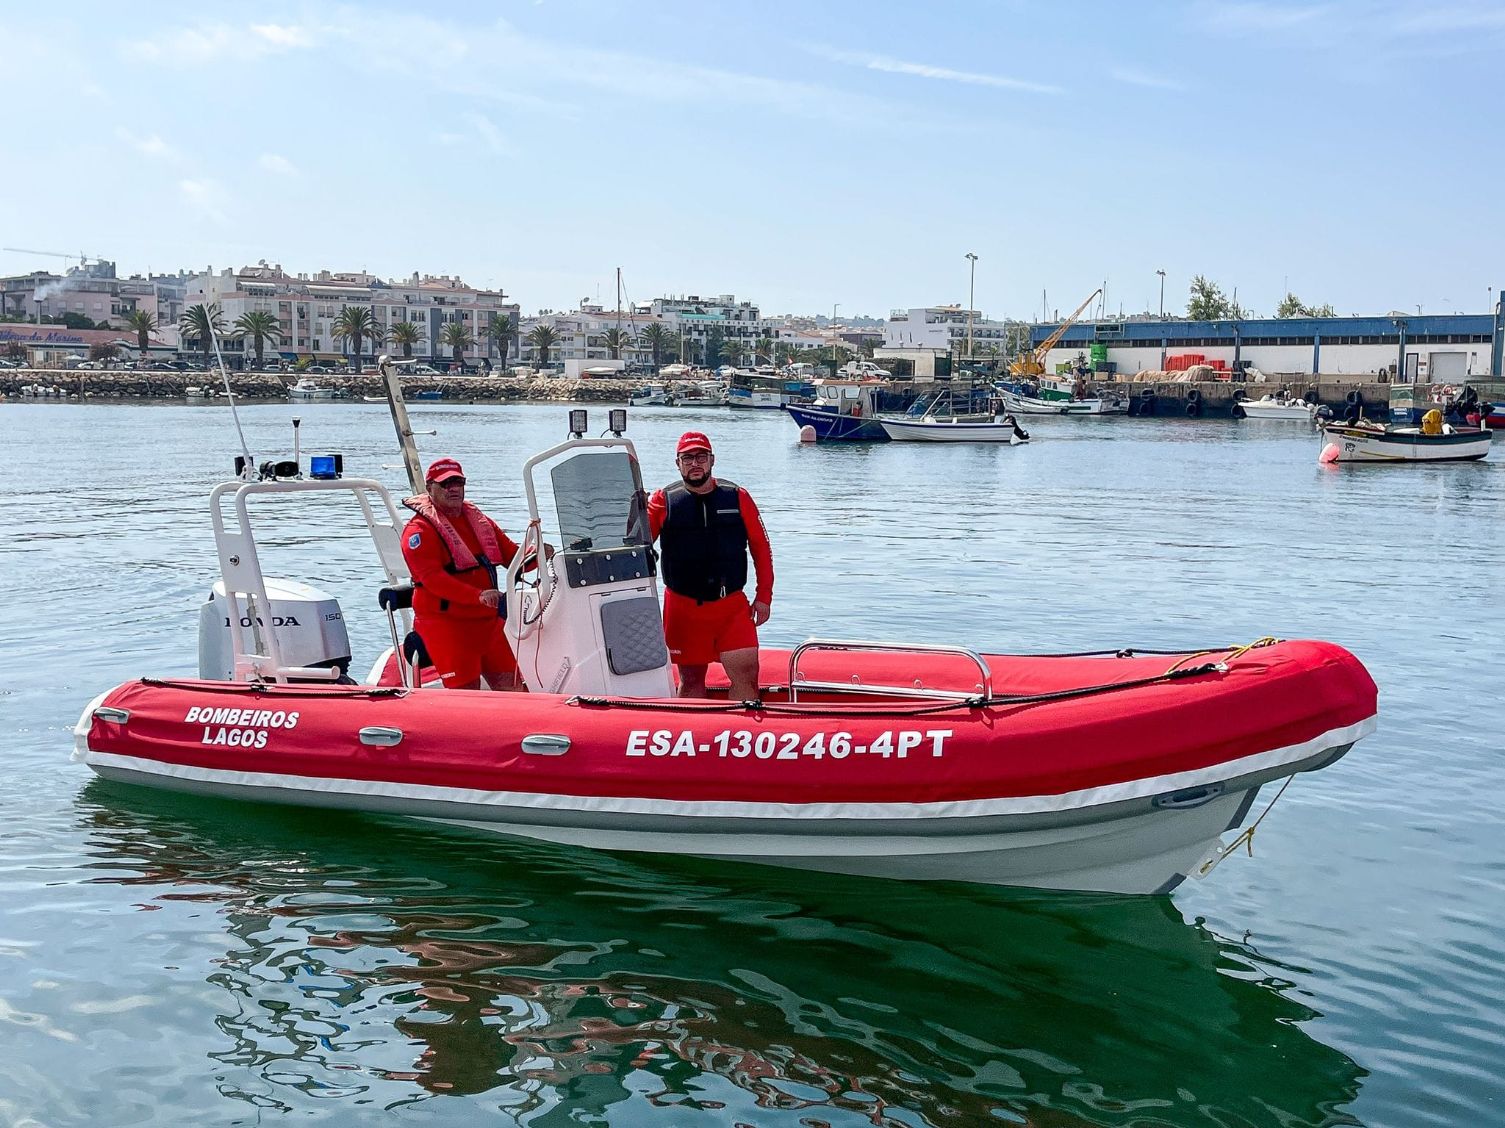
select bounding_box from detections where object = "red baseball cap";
[676,431,713,455]
[425,457,465,484]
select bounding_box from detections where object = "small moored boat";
[288,377,336,401]
[1322,420,1491,462]
[1235,393,1317,421]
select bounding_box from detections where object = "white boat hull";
[1323,424,1491,462]
[878,417,1025,443]
[728,389,784,409]
[998,390,1125,416]
[81,727,1363,895]
[1239,398,1316,420]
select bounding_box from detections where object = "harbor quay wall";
[0,370,646,403]
[1101,379,1391,417]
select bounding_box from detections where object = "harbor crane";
[1008,287,1104,377]
[2,247,105,268]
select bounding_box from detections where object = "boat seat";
[599,595,669,676]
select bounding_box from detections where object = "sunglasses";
[677,451,711,464]
[436,477,467,487]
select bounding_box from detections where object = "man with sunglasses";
[400,456,528,691]
[647,432,774,701]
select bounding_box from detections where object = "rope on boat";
[571,659,1233,717]
[139,677,409,698]
[1194,774,1296,879]
[1162,636,1279,675]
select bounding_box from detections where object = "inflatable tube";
[1185,401,1202,417]
[1137,397,1155,417]
[1232,390,1248,404]
[1186,388,1202,404]
[1303,390,1321,405]
[1232,404,1246,419]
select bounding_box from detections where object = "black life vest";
[658,480,748,602]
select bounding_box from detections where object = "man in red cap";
[647,432,774,701]
[400,457,531,690]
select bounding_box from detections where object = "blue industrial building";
[1031,307,1504,381]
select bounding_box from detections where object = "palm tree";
[526,323,559,369]
[641,322,674,369]
[387,320,423,358]
[233,310,284,366]
[178,303,227,367]
[602,326,633,360]
[718,335,745,368]
[485,312,518,366]
[125,309,157,354]
[332,305,377,370]
[756,335,775,365]
[439,320,475,369]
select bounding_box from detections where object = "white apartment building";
[517,294,787,369]
[884,306,1018,353]
[185,264,518,366]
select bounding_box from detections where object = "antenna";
[206,312,256,479]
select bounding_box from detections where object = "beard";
[680,466,711,488]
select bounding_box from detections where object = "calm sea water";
[2,399,1502,1127]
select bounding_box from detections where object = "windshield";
[548,449,650,553]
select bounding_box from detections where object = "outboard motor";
[197,578,351,681]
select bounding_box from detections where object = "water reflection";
[76,782,1365,1125]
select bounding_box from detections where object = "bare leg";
[676,664,709,698]
[483,670,526,692]
[720,647,760,703]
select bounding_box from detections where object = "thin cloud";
[122,20,317,64]
[115,127,182,162]
[466,113,514,157]
[805,44,1061,94]
[258,153,299,176]
[179,178,228,224]
[1109,66,1185,91]
[1199,2,1331,33]
[1390,4,1505,34]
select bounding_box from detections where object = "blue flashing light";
[309,453,342,480]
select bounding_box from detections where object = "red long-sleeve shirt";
[647,480,774,607]
[400,511,521,621]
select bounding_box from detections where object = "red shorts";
[663,589,759,667]
[413,614,518,689]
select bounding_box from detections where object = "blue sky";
[2,1,1502,320]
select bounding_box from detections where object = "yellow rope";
[1162,636,1280,676]
[1196,774,1295,879]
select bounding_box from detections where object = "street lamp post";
[965,252,978,363]
[1156,269,1166,319]
[830,302,840,374]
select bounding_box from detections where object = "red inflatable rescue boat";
[74,428,1378,894]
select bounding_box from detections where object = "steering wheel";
[505,520,556,640]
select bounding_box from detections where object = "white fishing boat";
[878,390,1030,444]
[628,382,674,406]
[995,376,1126,416]
[1236,394,1317,421]
[676,379,729,406]
[288,378,336,401]
[1321,421,1491,462]
[879,415,1032,444]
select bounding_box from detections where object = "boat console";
[196,412,672,698]
[504,423,674,698]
